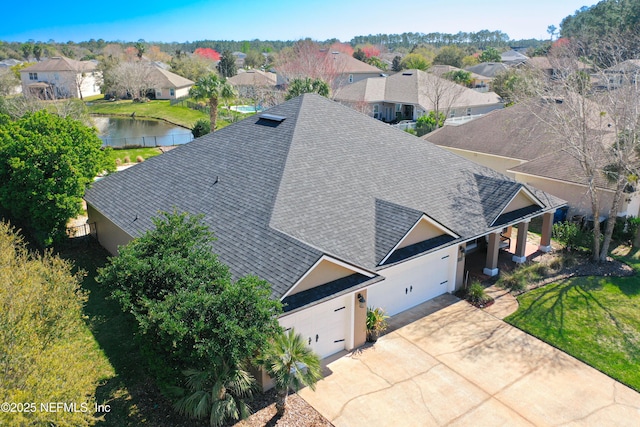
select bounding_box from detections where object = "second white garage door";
[367,248,455,316]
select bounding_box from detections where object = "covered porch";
[456,211,555,286]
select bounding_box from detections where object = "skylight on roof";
[258,113,286,122]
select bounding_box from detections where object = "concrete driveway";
[299,295,640,426]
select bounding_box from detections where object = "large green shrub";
[552,221,593,251]
[0,111,114,245]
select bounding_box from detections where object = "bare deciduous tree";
[109,61,159,101]
[521,39,640,262]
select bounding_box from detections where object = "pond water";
[93,116,193,148]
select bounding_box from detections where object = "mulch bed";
[233,389,333,427]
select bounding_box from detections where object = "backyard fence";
[101,132,194,148]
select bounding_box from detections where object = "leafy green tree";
[491,68,537,105]
[479,47,501,62]
[169,54,211,82]
[174,360,256,427]
[189,73,236,131]
[433,46,465,68]
[285,77,330,100]
[353,48,366,62]
[259,329,322,416]
[399,53,429,71]
[366,56,387,71]
[392,55,402,72]
[0,111,113,245]
[243,50,264,69]
[415,111,446,136]
[217,49,238,78]
[98,209,282,369]
[462,55,480,67]
[20,42,33,60]
[443,70,472,87]
[134,41,146,59]
[0,222,113,427]
[32,43,43,61]
[560,0,640,58]
[192,118,211,137]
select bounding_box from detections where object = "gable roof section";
[85,94,565,302]
[331,51,382,74]
[425,103,550,162]
[491,186,545,226]
[465,62,509,78]
[335,69,501,110]
[426,100,618,190]
[379,214,459,266]
[21,56,96,73]
[227,69,277,86]
[150,66,194,88]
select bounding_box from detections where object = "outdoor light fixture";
[357,293,366,309]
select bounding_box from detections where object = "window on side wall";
[348,74,353,83]
[29,72,38,80]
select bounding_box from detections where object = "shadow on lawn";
[58,240,205,427]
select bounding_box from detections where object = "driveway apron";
[298,295,640,426]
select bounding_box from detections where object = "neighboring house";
[227,69,277,87]
[599,59,640,90]
[334,69,503,122]
[232,51,246,68]
[276,50,383,89]
[524,56,594,80]
[424,102,640,219]
[227,69,279,101]
[0,58,22,68]
[148,66,194,100]
[20,56,101,99]
[85,94,564,361]
[0,59,23,95]
[501,49,529,66]
[465,62,509,78]
[430,65,491,92]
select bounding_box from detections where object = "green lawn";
[87,98,244,131]
[107,147,164,166]
[88,99,206,129]
[505,251,640,392]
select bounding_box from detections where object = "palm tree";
[259,329,322,416]
[174,359,256,427]
[189,74,236,132]
[285,78,330,100]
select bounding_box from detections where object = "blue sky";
[1,0,595,43]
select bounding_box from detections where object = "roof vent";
[402,72,413,76]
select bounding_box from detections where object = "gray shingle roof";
[21,56,96,73]
[425,101,617,189]
[85,94,565,300]
[465,62,509,78]
[334,69,501,110]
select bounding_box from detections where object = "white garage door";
[279,295,350,359]
[367,250,452,316]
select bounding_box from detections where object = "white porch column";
[539,211,555,253]
[484,232,500,277]
[512,220,530,264]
